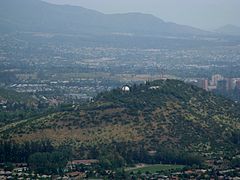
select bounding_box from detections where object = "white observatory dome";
[122,85,130,92]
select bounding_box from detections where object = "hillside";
[0,0,209,36]
[0,80,239,162]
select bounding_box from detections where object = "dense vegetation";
[0,140,201,174]
[0,140,54,163]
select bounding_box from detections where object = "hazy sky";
[43,0,240,30]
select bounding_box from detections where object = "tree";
[28,151,68,174]
[99,152,125,169]
[28,152,49,174]
[231,157,240,168]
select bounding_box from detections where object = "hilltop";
[0,80,239,164]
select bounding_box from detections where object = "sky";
[43,0,240,31]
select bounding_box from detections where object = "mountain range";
[0,0,210,36]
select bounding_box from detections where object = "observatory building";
[122,85,130,92]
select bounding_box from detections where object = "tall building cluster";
[186,74,240,93]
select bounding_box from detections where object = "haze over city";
[0,0,240,179]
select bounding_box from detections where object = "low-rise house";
[67,159,99,167]
[6,176,13,179]
[4,172,12,176]
[15,163,28,168]
[66,171,86,179]
[13,167,28,173]
[149,86,160,90]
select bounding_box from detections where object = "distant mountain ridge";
[215,24,240,36]
[0,0,210,36]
